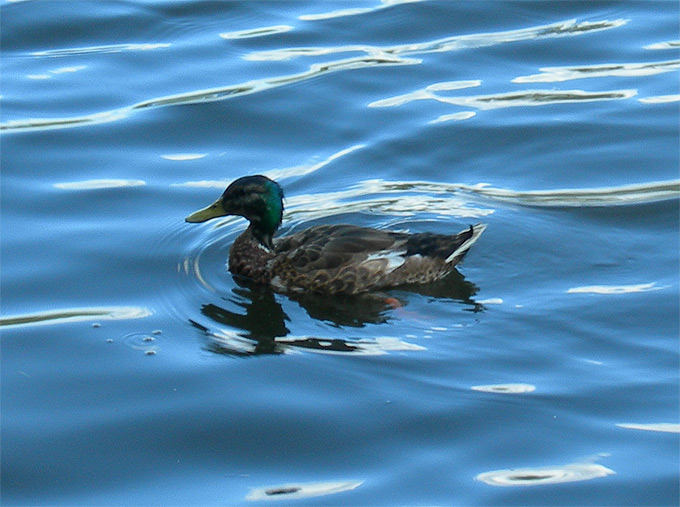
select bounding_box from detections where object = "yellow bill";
[185,200,227,223]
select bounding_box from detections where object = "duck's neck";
[250,223,275,250]
[228,227,275,284]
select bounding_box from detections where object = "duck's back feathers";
[269,223,485,294]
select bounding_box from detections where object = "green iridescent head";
[185,175,284,248]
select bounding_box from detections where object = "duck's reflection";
[191,282,289,356]
[191,271,480,356]
[397,269,479,304]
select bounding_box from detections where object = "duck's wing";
[273,224,408,273]
[271,225,412,293]
[270,224,485,294]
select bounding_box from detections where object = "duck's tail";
[445,223,487,263]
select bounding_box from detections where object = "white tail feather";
[445,223,487,263]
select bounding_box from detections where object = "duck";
[185,175,486,295]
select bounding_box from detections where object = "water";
[1,1,679,505]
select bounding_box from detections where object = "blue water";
[1,1,679,505]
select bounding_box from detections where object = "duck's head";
[185,175,284,249]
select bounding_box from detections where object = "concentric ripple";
[169,217,240,298]
[121,331,161,355]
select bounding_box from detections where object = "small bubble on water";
[122,332,160,353]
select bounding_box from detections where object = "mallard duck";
[186,175,486,295]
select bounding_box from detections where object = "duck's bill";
[185,200,226,223]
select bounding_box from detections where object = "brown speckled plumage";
[187,175,486,295]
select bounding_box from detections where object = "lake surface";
[1,1,679,505]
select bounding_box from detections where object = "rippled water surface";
[2,1,679,505]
